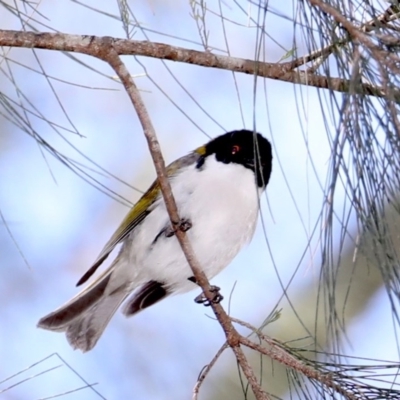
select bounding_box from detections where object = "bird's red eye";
[232,145,240,154]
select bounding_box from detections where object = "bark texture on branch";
[0,29,395,100]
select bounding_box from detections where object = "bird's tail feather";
[38,270,129,352]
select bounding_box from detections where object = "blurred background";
[1,1,399,399]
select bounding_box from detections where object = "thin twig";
[284,4,400,71]
[192,342,229,400]
[283,42,338,70]
[306,0,387,56]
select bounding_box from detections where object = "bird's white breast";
[123,156,261,293]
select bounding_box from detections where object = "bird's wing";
[76,180,161,286]
[76,151,201,287]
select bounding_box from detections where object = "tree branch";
[0,29,397,101]
[239,336,359,400]
[97,46,269,400]
[231,318,360,400]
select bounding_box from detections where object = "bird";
[37,129,273,352]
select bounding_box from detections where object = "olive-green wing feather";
[76,180,161,286]
[75,151,203,287]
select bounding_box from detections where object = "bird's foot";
[194,285,224,307]
[178,218,192,232]
[165,218,192,237]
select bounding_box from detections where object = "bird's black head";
[197,129,272,188]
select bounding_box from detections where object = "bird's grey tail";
[37,272,128,352]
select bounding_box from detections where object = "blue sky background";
[0,1,397,399]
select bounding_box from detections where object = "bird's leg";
[165,218,192,237]
[188,276,224,306]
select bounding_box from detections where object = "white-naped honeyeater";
[38,129,273,352]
